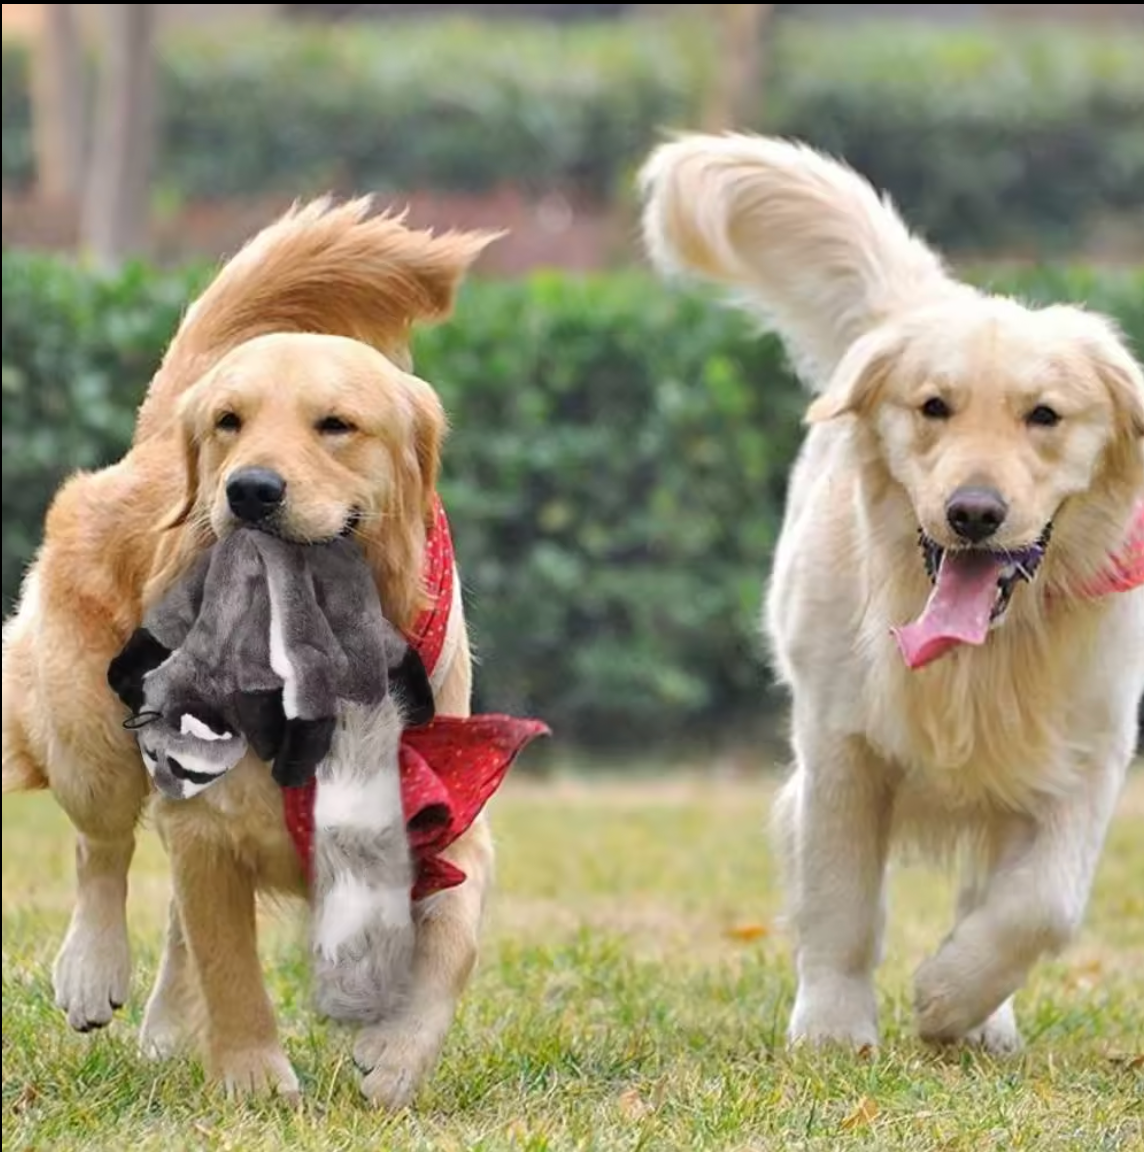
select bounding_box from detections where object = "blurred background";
[3,3,1143,767]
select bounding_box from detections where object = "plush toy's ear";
[108,628,172,712]
[391,645,436,728]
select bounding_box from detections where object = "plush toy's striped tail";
[309,697,415,1025]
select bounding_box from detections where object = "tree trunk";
[702,4,775,132]
[80,4,158,266]
[31,4,87,204]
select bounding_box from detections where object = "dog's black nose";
[226,467,286,523]
[946,486,1008,544]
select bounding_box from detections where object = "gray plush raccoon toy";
[108,528,435,1025]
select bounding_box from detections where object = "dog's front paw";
[138,991,193,1060]
[788,975,879,1049]
[963,1000,1023,1055]
[52,915,131,1032]
[208,1044,301,1102]
[353,1004,452,1110]
[914,953,1003,1044]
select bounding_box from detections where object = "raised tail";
[639,133,956,389]
[136,198,501,440]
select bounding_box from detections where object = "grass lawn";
[3,770,1142,1151]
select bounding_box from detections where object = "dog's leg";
[915,766,1124,1046]
[353,814,492,1109]
[49,749,149,1032]
[165,819,299,1099]
[780,731,893,1048]
[139,897,199,1059]
[950,869,1022,1054]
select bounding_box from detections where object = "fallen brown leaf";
[618,1086,653,1120]
[11,1083,38,1114]
[725,922,770,943]
[841,1095,880,1131]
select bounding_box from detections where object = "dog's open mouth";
[893,525,1052,670]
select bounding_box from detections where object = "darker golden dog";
[3,200,498,1104]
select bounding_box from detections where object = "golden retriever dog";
[2,199,500,1103]
[639,134,1144,1052]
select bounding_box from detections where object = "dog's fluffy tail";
[136,198,500,441]
[639,133,957,389]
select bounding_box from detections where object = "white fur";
[429,576,465,696]
[314,875,412,960]
[639,133,965,387]
[265,580,299,718]
[640,132,1144,1053]
[180,714,231,741]
[314,772,404,832]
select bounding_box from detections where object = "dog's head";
[166,333,445,626]
[808,296,1144,657]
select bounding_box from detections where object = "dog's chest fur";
[862,591,1141,815]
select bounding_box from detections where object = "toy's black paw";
[235,689,287,763]
[108,628,171,713]
[392,646,435,728]
[272,716,336,788]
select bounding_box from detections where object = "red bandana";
[281,496,549,902]
[1080,503,1144,598]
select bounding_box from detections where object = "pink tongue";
[892,551,1005,670]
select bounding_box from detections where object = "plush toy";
[109,531,433,797]
[108,499,553,1025]
[108,529,435,1024]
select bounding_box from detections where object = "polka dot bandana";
[281,498,550,901]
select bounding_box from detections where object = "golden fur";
[640,134,1144,1051]
[2,199,500,1104]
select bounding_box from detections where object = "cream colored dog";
[640,134,1144,1052]
[2,200,499,1103]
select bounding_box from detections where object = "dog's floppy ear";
[1085,324,1144,442]
[805,326,904,424]
[403,373,447,527]
[159,377,212,531]
[1046,306,1144,483]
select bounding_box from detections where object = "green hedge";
[3,18,1143,252]
[0,18,709,204]
[3,255,1142,749]
[766,23,1144,253]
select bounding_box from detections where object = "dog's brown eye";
[317,415,356,435]
[215,411,242,432]
[1026,404,1061,429]
[920,397,951,420]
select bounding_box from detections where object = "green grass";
[3,772,1142,1151]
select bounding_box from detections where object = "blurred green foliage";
[1,17,710,203]
[767,22,1144,253]
[4,254,1142,748]
[2,18,1142,252]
